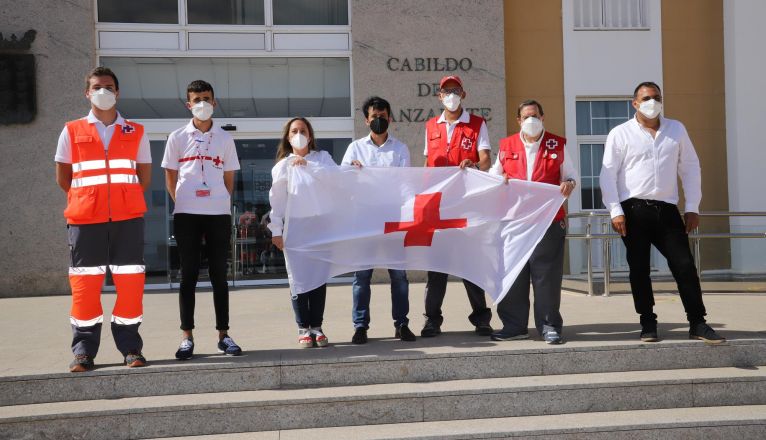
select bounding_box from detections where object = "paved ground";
[1,279,764,377]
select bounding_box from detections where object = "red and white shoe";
[298,328,313,348]
[311,327,329,347]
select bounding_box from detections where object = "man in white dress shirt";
[600,81,724,344]
[342,96,415,344]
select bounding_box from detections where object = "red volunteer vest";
[498,131,567,223]
[425,113,483,167]
[63,118,147,224]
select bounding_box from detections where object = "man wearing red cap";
[421,75,493,337]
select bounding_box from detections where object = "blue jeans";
[352,269,409,329]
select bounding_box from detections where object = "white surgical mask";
[442,93,461,112]
[521,117,544,138]
[289,133,309,150]
[638,99,662,119]
[89,88,116,111]
[191,101,214,121]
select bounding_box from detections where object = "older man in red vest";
[55,67,152,372]
[490,99,577,344]
[421,75,494,337]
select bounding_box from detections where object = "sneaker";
[395,324,417,342]
[640,324,659,342]
[475,324,494,336]
[490,329,530,341]
[351,327,368,345]
[175,338,194,360]
[311,327,329,347]
[544,330,563,345]
[69,354,94,373]
[298,328,313,348]
[125,352,147,368]
[420,320,441,337]
[689,323,726,345]
[217,335,242,356]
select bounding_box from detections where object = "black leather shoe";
[474,324,494,336]
[395,324,416,341]
[351,327,368,344]
[420,320,441,337]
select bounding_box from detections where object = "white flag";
[283,165,565,304]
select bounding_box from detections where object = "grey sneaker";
[217,335,242,356]
[544,330,563,345]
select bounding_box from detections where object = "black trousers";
[620,199,706,325]
[424,271,492,327]
[174,213,232,331]
[292,284,327,328]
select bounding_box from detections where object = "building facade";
[0,0,763,297]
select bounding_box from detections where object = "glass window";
[273,0,349,25]
[101,57,351,119]
[187,0,265,25]
[579,144,605,210]
[97,0,178,24]
[574,0,647,29]
[576,100,635,135]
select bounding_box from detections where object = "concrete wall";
[662,0,730,272]
[724,0,766,275]
[350,0,507,165]
[0,0,95,297]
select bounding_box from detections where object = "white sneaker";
[310,327,329,347]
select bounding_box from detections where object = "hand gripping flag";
[282,165,565,304]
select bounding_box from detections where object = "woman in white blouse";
[268,117,337,348]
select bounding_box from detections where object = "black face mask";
[369,117,389,135]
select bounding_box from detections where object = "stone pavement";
[0,280,764,377]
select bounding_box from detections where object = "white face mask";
[442,93,461,112]
[89,88,116,111]
[521,117,544,138]
[638,99,662,119]
[289,133,309,150]
[190,101,214,121]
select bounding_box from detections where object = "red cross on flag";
[282,166,565,303]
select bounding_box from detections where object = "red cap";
[439,75,463,89]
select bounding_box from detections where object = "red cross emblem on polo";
[213,156,223,166]
[545,138,558,149]
[384,192,467,247]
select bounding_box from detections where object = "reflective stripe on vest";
[70,174,139,188]
[109,264,146,274]
[70,315,104,327]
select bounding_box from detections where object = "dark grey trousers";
[497,222,565,336]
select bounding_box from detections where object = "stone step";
[2,366,764,439]
[2,339,764,407]
[155,405,766,440]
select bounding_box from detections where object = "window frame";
[573,0,649,31]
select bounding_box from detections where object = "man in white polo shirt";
[342,96,415,344]
[600,81,724,344]
[162,80,242,360]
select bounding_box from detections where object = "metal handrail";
[566,211,766,297]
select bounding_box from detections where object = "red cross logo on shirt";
[545,139,558,149]
[121,124,135,134]
[212,156,223,167]
[384,192,467,247]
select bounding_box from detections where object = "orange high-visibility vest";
[63,118,147,224]
[425,113,483,167]
[499,131,568,223]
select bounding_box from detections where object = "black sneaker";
[125,352,147,368]
[420,320,441,337]
[475,324,494,336]
[217,335,243,356]
[640,325,659,342]
[352,327,368,344]
[689,323,725,345]
[395,324,416,342]
[69,354,94,373]
[175,338,194,360]
[490,329,529,341]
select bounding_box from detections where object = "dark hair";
[186,80,215,101]
[517,99,544,118]
[633,81,661,98]
[85,67,119,91]
[361,96,391,119]
[276,117,318,162]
